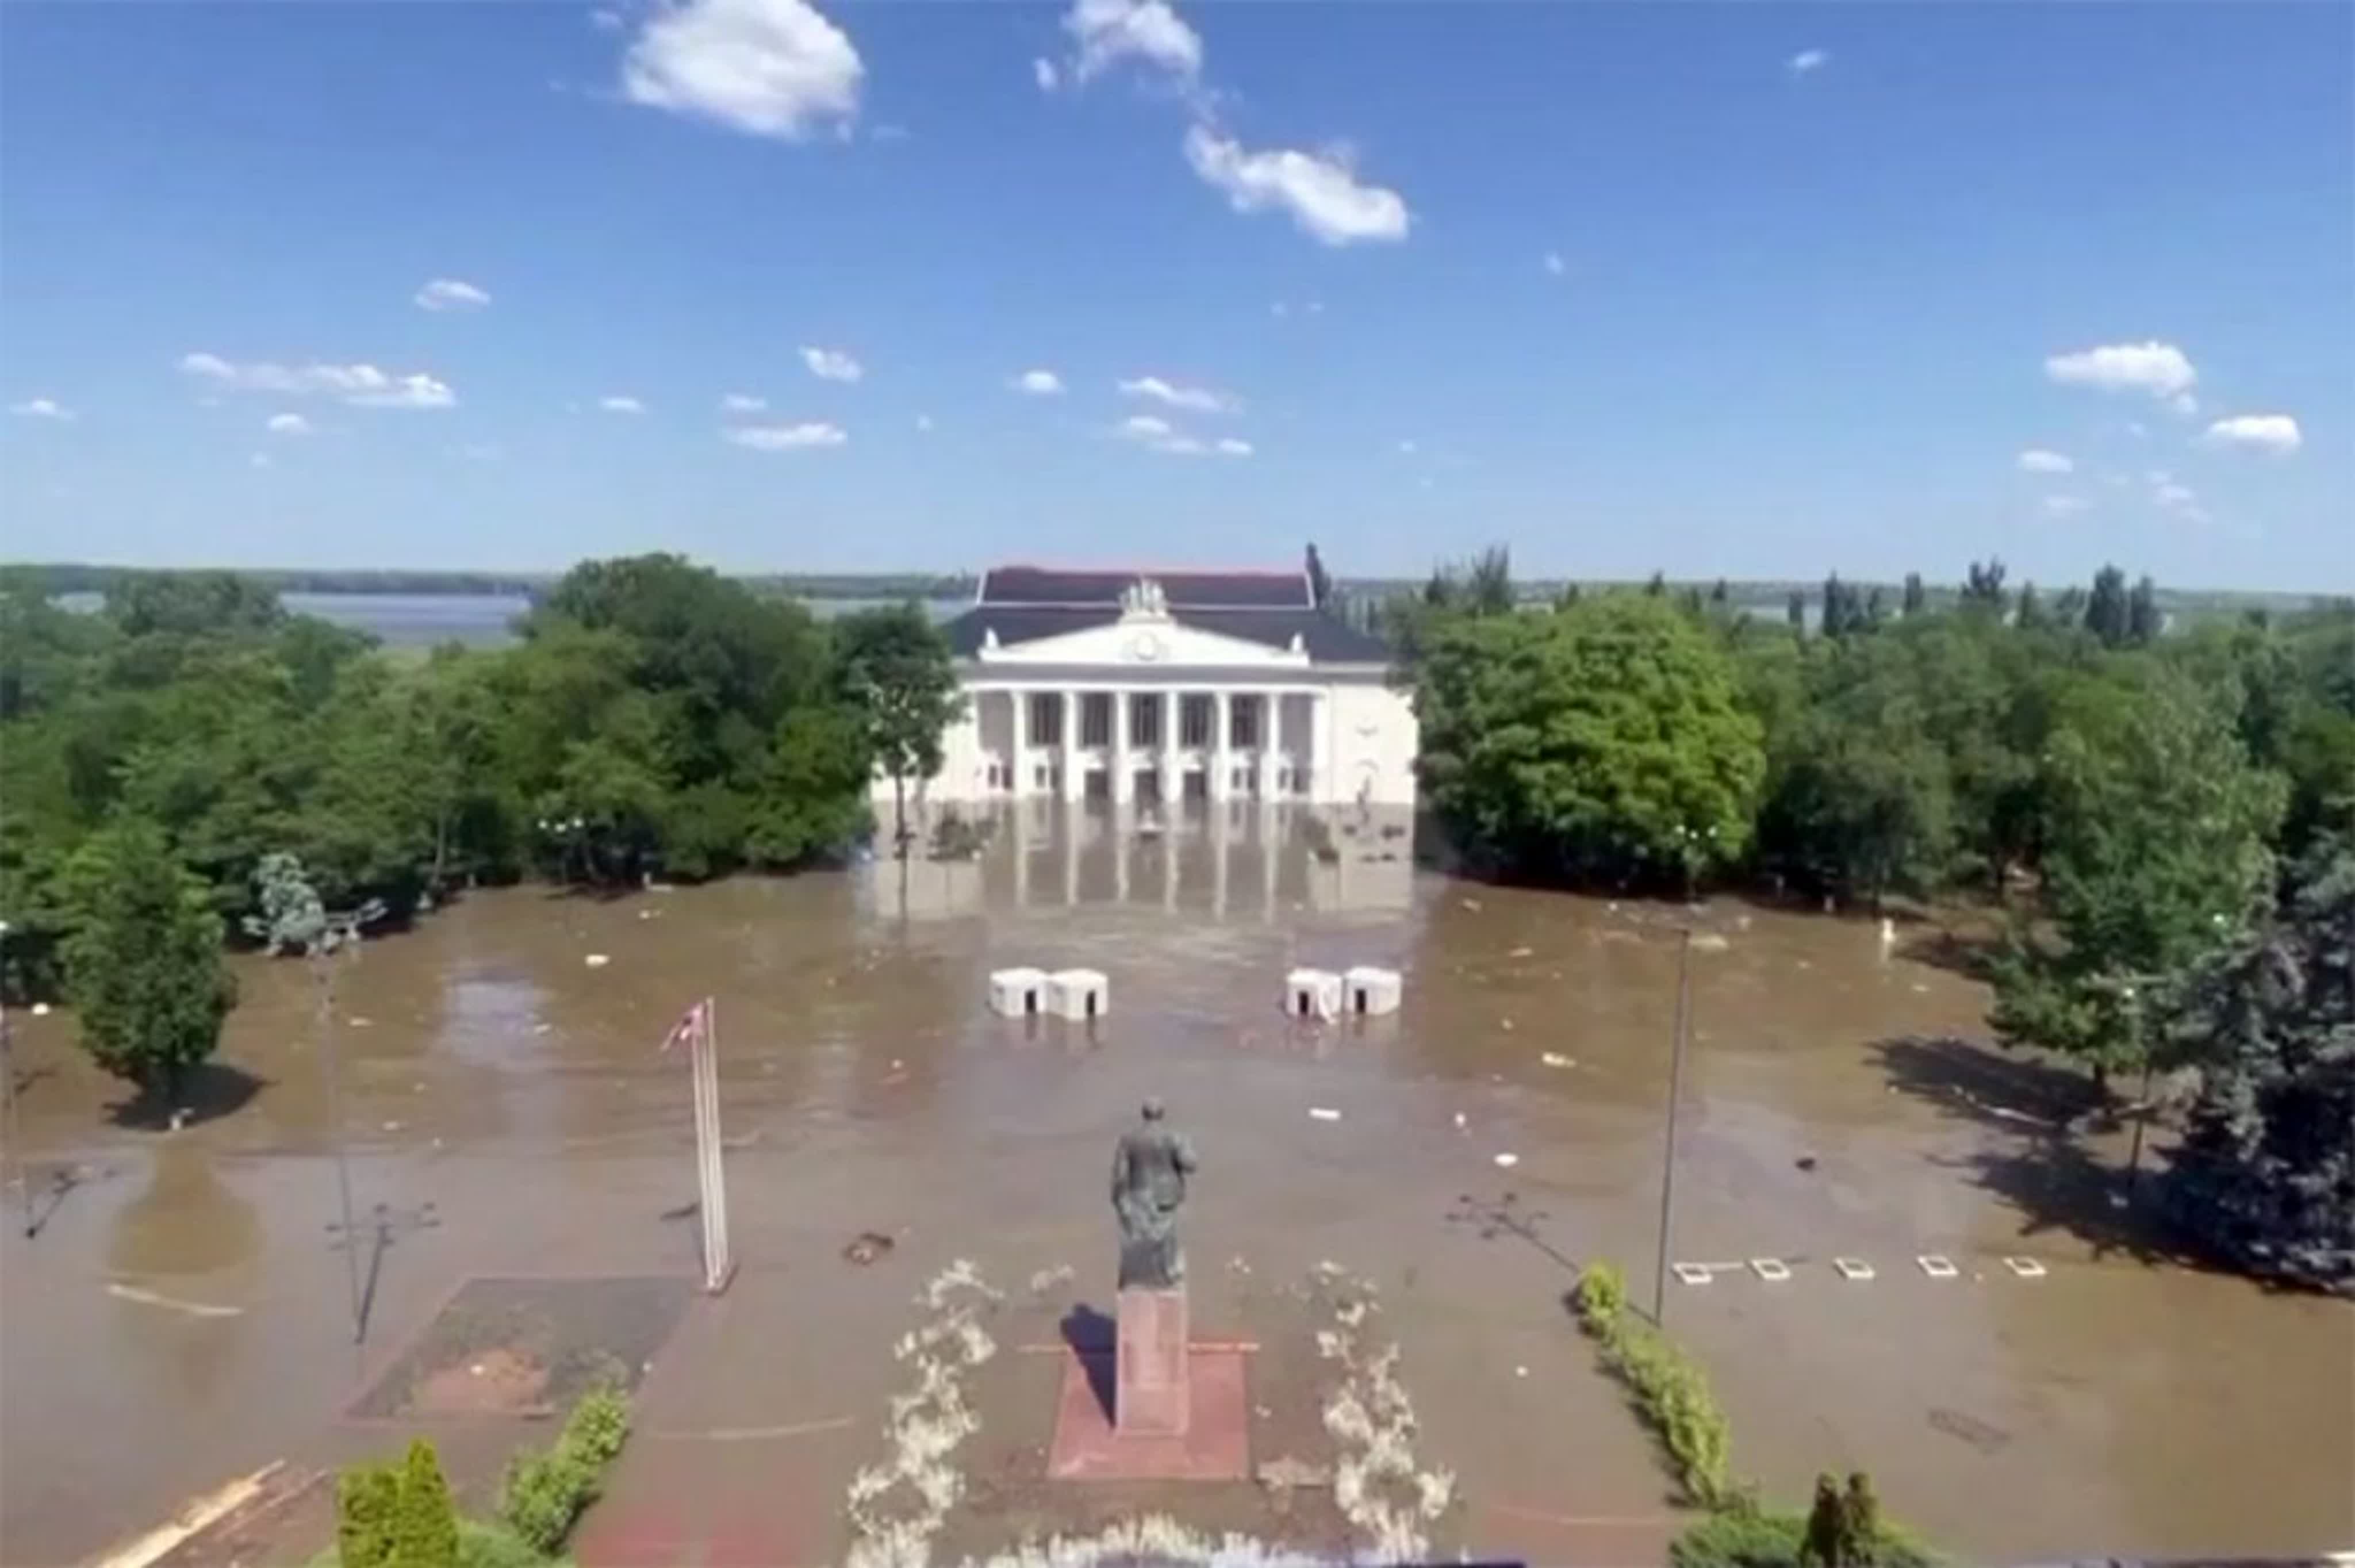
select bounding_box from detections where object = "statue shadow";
[102,1063,270,1130]
[1058,1303,1117,1422]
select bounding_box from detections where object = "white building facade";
[886,565,1418,811]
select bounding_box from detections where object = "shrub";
[394,1439,461,1568]
[335,1463,400,1568]
[455,1519,547,1568]
[498,1386,632,1554]
[1671,1505,1809,1568]
[1571,1262,1627,1333]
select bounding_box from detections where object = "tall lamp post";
[0,919,21,1239]
[1651,925,1695,1325]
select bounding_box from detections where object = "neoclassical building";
[887,565,1418,810]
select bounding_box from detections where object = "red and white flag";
[662,998,708,1055]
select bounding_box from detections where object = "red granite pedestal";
[1046,1289,1249,1481]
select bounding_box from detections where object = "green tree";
[60,819,236,1103]
[1802,1474,1846,1566]
[1413,595,1764,888]
[1900,573,1926,617]
[1989,665,2284,1087]
[2126,574,2162,645]
[2083,563,2131,648]
[1960,557,2008,615]
[336,1462,401,1568]
[1786,589,1806,632]
[835,602,964,856]
[393,1438,459,1568]
[2013,581,2043,630]
[2157,836,2354,1290]
[1646,570,1668,597]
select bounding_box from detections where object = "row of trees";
[0,555,960,1017]
[1397,550,2352,1289]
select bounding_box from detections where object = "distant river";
[56,591,964,649]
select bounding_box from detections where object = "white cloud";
[1115,412,1246,457]
[1065,0,1201,84]
[719,392,768,413]
[724,420,846,450]
[1033,55,1060,91]
[1269,301,1289,319]
[622,0,862,140]
[1543,251,1566,277]
[799,345,864,383]
[1118,374,1233,413]
[453,441,503,461]
[590,7,624,30]
[2151,479,2210,523]
[2042,494,2088,518]
[179,352,454,409]
[1788,48,1828,75]
[266,412,313,436]
[914,413,934,432]
[414,277,490,312]
[8,397,71,420]
[1396,438,1418,455]
[1183,125,1409,246]
[599,395,645,413]
[2203,412,2302,455]
[2170,391,2199,417]
[2123,419,2149,439]
[1011,369,1064,396]
[249,451,273,470]
[2043,340,2197,399]
[2016,448,2073,474]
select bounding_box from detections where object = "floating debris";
[584,953,611,968]
[348,1016,373,1028]
[1539,1052,1574,1069]
[1309,1107,1343,1123]
[1506,946,1533,959]
[1256,1454,1330,1490]
[1026,1264,1074,1294]
[1491,1152,1519,1169]
[30,1003,50,1018]
[842,1231,896,1266]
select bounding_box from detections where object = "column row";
[1002,688,1322,803]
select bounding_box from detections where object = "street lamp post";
[1652,925,1695,1325]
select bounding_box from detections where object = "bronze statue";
[1111,1098,1196,1290]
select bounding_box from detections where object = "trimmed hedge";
[498,1386,632,1554]
[1570,1262,1735,1508]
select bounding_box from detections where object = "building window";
[1034,763,1050,789]
[1180,693,1213,748]
[1130,693,1162,748]
[1294,766,1313,798]
[1080,692,1113,747]
[1029,692,1063,746]
[1230,694,1260,749]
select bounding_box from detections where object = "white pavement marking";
[1832,1257,1875,1281]
[2003,1256,2048,1278]
[1671,1262,1715,1286]
[1748,1258,1792,1282]
[1917,1255,1960,1279]
[106,1282,244,1318]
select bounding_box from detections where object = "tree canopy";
[1413,593,1764,888]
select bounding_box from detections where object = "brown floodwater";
[2,804,2349,1565]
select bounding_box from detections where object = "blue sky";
[2,1,2348,590]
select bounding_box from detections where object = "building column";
[1060,689,1084,803]
[1309,689,1333,806]
[1159,690,1179,812]
[1012,782,1031,905]
[1112,687,1134,804]
[1008,686,1029,799]
[1211,689,1233,802]
[1253,693,1278,802]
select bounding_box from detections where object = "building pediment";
[975,617,1310,669]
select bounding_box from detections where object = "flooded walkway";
[3,805,2349,1563]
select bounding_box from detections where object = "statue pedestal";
[1115,1287,1188,1437]
[1046,1289,1249,1482]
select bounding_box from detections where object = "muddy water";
[2,804,2349,1564]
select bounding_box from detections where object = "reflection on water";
[861,801,1414,923]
